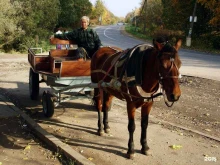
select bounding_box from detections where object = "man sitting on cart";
[51,16,103,59]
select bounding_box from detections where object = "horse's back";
[91,47,121,69]
[92,46,121,61]
[91,46,122,83]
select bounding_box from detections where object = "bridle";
[159,57,180,80]
[158,54,181,107]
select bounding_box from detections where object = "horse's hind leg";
[140,102,153,156]
[103,92,114,133]
[94,88,104,136]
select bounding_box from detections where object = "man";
[55,28,63,49]
[52,16,102,58]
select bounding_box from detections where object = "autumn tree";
[90,0,118,25]
[139,0,163,33]
[197,0,220,30]
[94,0,105,25]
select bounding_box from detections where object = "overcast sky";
[89,0,141,17]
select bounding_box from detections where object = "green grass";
[125,25,152,41]
[125,25,220,55]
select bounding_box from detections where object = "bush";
[211,36,220,50]
[152,29,184,45]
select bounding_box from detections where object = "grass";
[125,25,220,55]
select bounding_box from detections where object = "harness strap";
[101,53,122,81]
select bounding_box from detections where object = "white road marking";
[104,28,116,40]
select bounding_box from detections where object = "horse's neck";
[141,51,159,93]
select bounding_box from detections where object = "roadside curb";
[0,94,95,165]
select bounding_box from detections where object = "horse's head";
[153,39,182,102]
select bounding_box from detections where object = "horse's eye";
[164,62,169,68]
[161,61,168,68]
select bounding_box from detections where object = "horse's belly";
[105,88,125,101]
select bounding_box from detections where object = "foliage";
[94,0,105,19]
[126,24,220,53]
[139,0,163,34]
[0,0,95,52]
[197,0,220,29]
[211,36,220,50]
[135,0,219,52]
[91,0,119,25]
[59,0,92,28]
[0,0,25,51]
[125,25,152,41]
[161,0,193,31]
[0,0,60,52]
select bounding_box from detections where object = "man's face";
[81,19,88,29]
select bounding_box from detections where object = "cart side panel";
[49,49,79,73]
[50,38,77,45]
[60,61,91,77]
[49,49,78,57]
[50,56,80,73]
[35,57,50,71]
[48,38,80,74]
[28,49,50,72]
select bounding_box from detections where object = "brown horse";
[91,38,182,159]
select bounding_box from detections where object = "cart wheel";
[42,91,55,118]
[29,68,39,100]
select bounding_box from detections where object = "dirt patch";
[149,76,220,138]
[0,117,63,165]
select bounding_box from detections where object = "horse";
[91,38,182,159]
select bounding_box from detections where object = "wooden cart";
[28,38,95,117]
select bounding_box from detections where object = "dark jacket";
[54,28,102,57]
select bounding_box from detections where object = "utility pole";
[186,0,197,46]
[135,14,137,31]
[99,15,102,25]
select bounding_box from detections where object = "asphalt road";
[95,25,220,81]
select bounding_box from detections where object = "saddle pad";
[126,44,152,86]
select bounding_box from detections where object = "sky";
[89,0,141,18]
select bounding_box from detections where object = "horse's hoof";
[104,128,110,134]
[141,149,152,156]
[97,130,104,136]
[126,153,135,159]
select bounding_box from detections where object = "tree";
[16,0,60,49]
[59,0,92,28]
[94,0,105,25]
[139,0,163,34]
[0,0,24,50]
[197,0,220,30]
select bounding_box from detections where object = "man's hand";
[50,35,54,39]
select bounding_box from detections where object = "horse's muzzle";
[169,93,180,102]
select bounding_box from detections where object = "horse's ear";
[153,39,163,51]
[174,39,182,51]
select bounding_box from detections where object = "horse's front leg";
[140,102,153,155]
[127,103,136,159]
[102,93,113,133]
